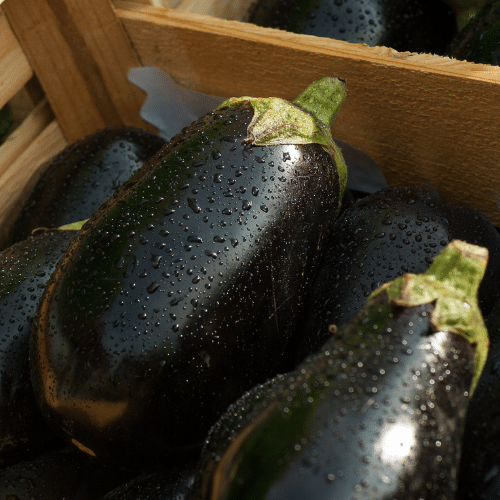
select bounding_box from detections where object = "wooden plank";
[115,2,500,225]
[0,98,54,178]
[0,6,33,109]
[0,119,67,248]
[2,0,155,144]
[176,0,255,20]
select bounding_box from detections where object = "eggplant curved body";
[0,447,134,500]
[0,229,77,466]
[189,287,476,499]
[248,0,456,55]
[100,462,196,500]
[292,185,500,363]
[30,82,346,469]
[445,0,500,66]
[8,126,165,247]
[456,300,500,499]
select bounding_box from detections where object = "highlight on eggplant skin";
[188,240,488,500]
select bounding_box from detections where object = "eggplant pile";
[0,76,499,499]
[248,0,457,55]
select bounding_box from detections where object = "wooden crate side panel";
[2,0,155,144]
[0,6,33,109]
[115,2,500,224]
[0,120,67,248]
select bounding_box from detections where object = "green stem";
[292,77,347,128]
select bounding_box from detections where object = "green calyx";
[369,239,489,395]
[217,77,348,198]
[57,219,89,231]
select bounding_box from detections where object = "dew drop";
[187,198,201,214]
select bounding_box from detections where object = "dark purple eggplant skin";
[0,447,135,500]
[6,126,165,248]
[248,0,456,55]
[30,104,342,470]
[100,460,197,500]
[445,0,500,66]
[292,185,500,363]
[0,229,78,467]
[189,298,475,500]
[456,301,500,499]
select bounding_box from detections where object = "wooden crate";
[1,0,500,251]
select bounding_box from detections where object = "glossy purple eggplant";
[455,299,500,499]
[7,126,165,248]
[188,240,488,500]
[291,185,500,364]
[0,229,78,466]
[0,447,134,499]
[100,460,197,499]
[30,78,348,469]
[248,0,456,55]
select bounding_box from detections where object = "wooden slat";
[115,2,500,225]
[2,0,155,144]
[0,120,67,248]
[176,0,254,20]
[0,98,54,178]
[0,6,33,109]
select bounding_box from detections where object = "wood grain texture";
[0,6,33,109]
[176,0,256,21]
[3,0,155,144]
[115,1,500,224]
[0,120,67,248]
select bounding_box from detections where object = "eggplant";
[248,0,456,55]
[7,126,165,247]
[30,77,348,469]
[455,299,500,499]
[292,185,500,363]
[0,447,134,500]
[188,240,488,500]
[100,460,197,499]
[445,0,500,66]
[0,228,79,467]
